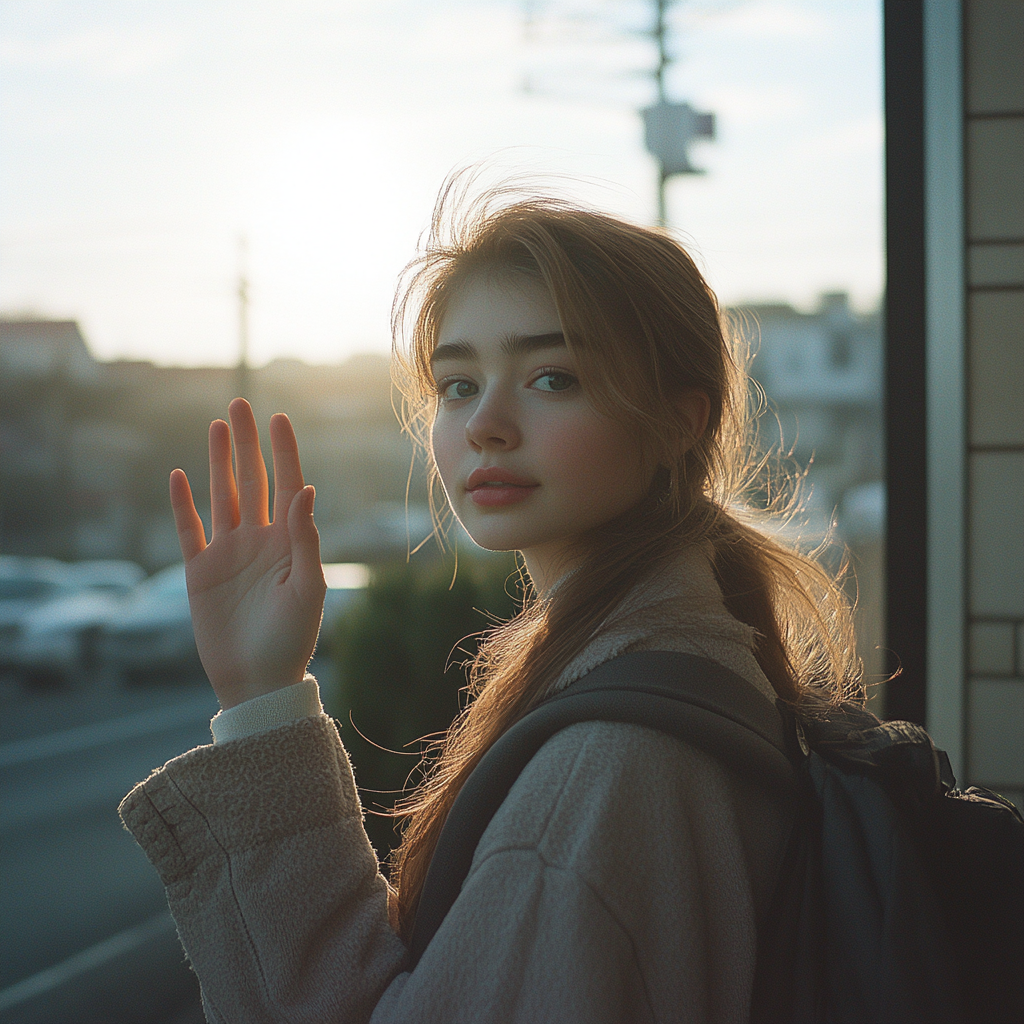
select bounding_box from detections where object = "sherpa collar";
[549,541,776,703]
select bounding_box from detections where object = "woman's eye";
[440,379,478,401]
[532,371,577,393]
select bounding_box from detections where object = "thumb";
[287,485,325,596]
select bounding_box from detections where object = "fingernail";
[306,485,316,513]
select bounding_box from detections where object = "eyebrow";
[430,332,566,366]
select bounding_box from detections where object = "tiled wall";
[964,0,1024,808]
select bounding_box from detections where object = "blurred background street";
[0,679,215,1023]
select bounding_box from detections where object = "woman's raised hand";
[169,399,327,710]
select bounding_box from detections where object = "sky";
[0,0,883,367]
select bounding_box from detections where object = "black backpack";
[407,651,1024,1024]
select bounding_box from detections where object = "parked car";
[0,556,78,674]
[69,559,146,592]
[8,560,146,687]
[96,563,203,683]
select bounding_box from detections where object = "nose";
[465,388,522,452]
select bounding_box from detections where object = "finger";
[209,418,239,536]
[270,413,305,524]
[287,485,326,599]
[228,397,270,527]
[169,469,208,562]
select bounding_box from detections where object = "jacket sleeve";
[119,715,407,1024]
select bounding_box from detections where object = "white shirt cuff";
[210,674,323,744]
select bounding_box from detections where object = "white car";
[97,564,203,683]
[0,556,80,674]
[8,560,145,687]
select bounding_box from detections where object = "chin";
[455,518,541,555]
[461,531,525,554]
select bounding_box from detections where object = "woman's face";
[429,272,653,592]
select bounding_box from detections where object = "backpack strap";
[408,650,801,968]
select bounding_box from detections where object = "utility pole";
[653,0,671,225]
[236,235,250,402]
[640,0,716,225]
[519,0,715,227]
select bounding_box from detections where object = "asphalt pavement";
[0,677,219,1024]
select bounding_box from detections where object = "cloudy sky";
[1,0,882,367]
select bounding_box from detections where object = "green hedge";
[324,554,521,861]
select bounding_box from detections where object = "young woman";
[120,183,860,1024]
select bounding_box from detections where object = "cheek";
[543,416,648,505]
[430,413,461,494]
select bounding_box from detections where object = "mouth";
[466,467,539,507]
[466,467,538,490]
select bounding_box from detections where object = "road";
[0,678,219,1024]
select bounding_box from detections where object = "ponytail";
[709,512,861,709]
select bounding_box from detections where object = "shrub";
[324,553,521,861]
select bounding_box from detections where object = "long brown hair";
[388,176,862,939]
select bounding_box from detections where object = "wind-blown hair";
[388,175,862,939]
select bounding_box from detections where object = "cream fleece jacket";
[119,545,795,1024]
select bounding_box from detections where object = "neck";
[521,545,580,597]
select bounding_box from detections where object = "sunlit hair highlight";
[388,172,862,940]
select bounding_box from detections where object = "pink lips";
[466,467,539,507]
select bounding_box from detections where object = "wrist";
[208,671,309,711]
[211,675,322,744]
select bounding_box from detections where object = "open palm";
[169,399,327,710]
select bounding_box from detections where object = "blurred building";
[0,320,425,569]
[0,319,126,560]
[738,292,883,527]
